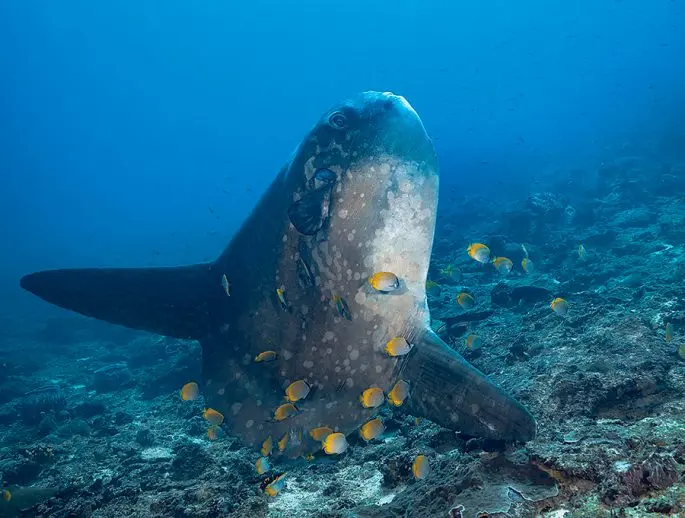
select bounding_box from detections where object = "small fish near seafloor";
[467,243,491,264]
[19,92,536,492]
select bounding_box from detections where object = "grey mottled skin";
[20,92,535,460]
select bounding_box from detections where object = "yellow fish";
[368,272,400,292]
[274,403,298,421]
[412,454,430,480]
[665,322,673,342]
[359,387,385,408]
[285,380,310,402]
[207,425,219,441]
[465,333,482,350]
[678,344,685,360]
[180,381,199,401]
[439,264,460,282]
[276,287,287,309]
[388,380,410,407]
[467,243,490,264]
[360,417,385,441]
[309,426,334,442]
[256,456,270,474]
[323,432,348,454]
[2,489,10,502]
[457,292,475,310]
[521,257,534,274]
[203,408,224,425]
[550,297,569,316]
[261,436,273,457]
[255,350,278,362]
[578,244,587,260]
[221,274,231,296]
[278,432,289,452]
[425,279,442,297]
[492,256,513,274]
[385,337,412,357]
[264,473,287,497]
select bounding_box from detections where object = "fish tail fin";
[401,329,536,442]
[20,263,218,339]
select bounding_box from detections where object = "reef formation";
[2,154,685,517]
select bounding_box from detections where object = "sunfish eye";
[313,168,337,185]
[328,111,347,129]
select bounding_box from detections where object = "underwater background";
[1,0,685,516]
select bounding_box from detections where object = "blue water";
[1,1,683,323]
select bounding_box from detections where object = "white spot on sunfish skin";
[323,331,335,341]
[303,360,314,369]
[339,208,348,219]
[375,365,383,373]
[231,402,242,415]
[246,420,254,428]
[350,349,360,360]
[283,350,294,360]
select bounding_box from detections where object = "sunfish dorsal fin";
[20,263,217,339]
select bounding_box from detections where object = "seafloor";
[2,155,685,517]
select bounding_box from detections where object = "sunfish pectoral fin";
[20,263,217,340]
[401,329,536,442]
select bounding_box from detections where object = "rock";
[171,442,213,480]
[92,362,134,392]
[18,384,66,425]
[114,411,134,425]
[136,428,155,447]
[37,415,58,437]
[0,457,42,485]
[526,192,565,221]
[0,406,17,425]
[490,283,551,308]
[56,419,92,438]
[72,400,107,419]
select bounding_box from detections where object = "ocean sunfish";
[20,91,536,458]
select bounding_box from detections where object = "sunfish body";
[20,92,535,457]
